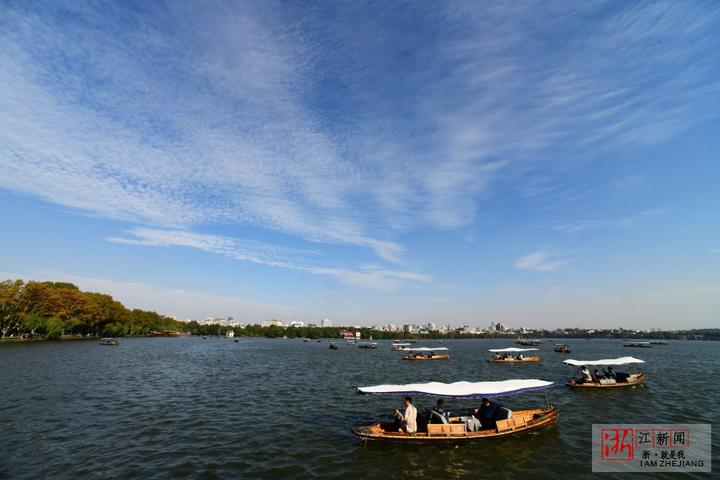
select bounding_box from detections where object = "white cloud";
[108,227,429,290]
[513,252,570,272]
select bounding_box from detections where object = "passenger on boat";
[478,398,502,429]
[516,353,524,360]
[493,353,501,360]
[593,369,602,382]
[394,396,417,433]
[606,366,617,379]
[429,399,450,424]
[580,366,593,383]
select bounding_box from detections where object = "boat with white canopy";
[488,348,541,363]
[401,347,449,360]
[391,342,412,351]
[352,379,558,441]
[564,356,646,388]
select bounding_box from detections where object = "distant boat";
[649,341,668,345]
[623,341,652,348]
[515,339,542,346]
[225,330,235,338]
[202,336,207,339]
[391,342,411,351]
[402,347,449,361]
[147,331,191,337]
[358,342,378,349]
[554,344,571,353]
[303,338,310,343]
[489,348,541,363]
[564,357,646,389]
[99,338,119,346]
[329,343,339,350]
[345,339,356,345]
[234,338,239,343]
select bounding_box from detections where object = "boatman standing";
[395,396,417,433]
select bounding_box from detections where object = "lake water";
[1,338,718,479]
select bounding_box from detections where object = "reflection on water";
[1,338,718,479]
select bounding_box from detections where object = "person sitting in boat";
[478,397,502,429]
[394,396,417,433]
[605,366,617,379]
[493,353,501,360]
[516,353,524,360]
[593,369,602,382]
[429,399,450,424]
[580,366,593,383]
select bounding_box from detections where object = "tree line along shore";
[1,279,717,341]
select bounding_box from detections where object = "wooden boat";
[403,348,450,361]
[358,342,378,349]
[488,348,540,363]
[623,341,652,348]
[554,344,570,353]
[567,373,645,388]
[352,379,559,442]
[489,356,541,363]
[99,338,119,346]
[564,357,646,389]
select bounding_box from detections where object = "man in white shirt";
[395,396,417,433]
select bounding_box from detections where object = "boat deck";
[352,408,558,442]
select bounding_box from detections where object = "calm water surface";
[1,338,718,479]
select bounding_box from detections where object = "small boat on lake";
[564,357,646,389]
[649,341,668,345]
[488,348,541,363]
[391,342,412,351]
[554,344,570,353]
[515,339,542,346]
[358,342,378,349]
[352,379,558,442]
[402,347,449,361]
[99,338,119,346]
[329,343,339,350]
[623,341,652,348]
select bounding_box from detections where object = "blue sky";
[1,0,719,328]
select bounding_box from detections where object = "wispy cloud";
[514,252,570,272]
[108,228,430,290]
[549,209,668,233]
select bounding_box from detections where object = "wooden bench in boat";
[496,414,531,433]
[427,423,467,436]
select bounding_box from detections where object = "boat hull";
[488,356,541,363]
[566,372,646,388]
[403,354,450,361]
[352,408,558,442]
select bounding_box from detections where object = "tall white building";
[321,318,332,328]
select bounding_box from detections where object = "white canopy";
[489,347,539,352]
[564,356,645,367]
[401,347,449,352]
[357,379,553,398]
[392,342,411,346]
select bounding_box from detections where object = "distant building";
[262,319,284,328]
[321,318,332,328]
[495,322,509,332]
[225,329,234,338]
[290,321,305,328]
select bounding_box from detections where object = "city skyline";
[2,1,719,329]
